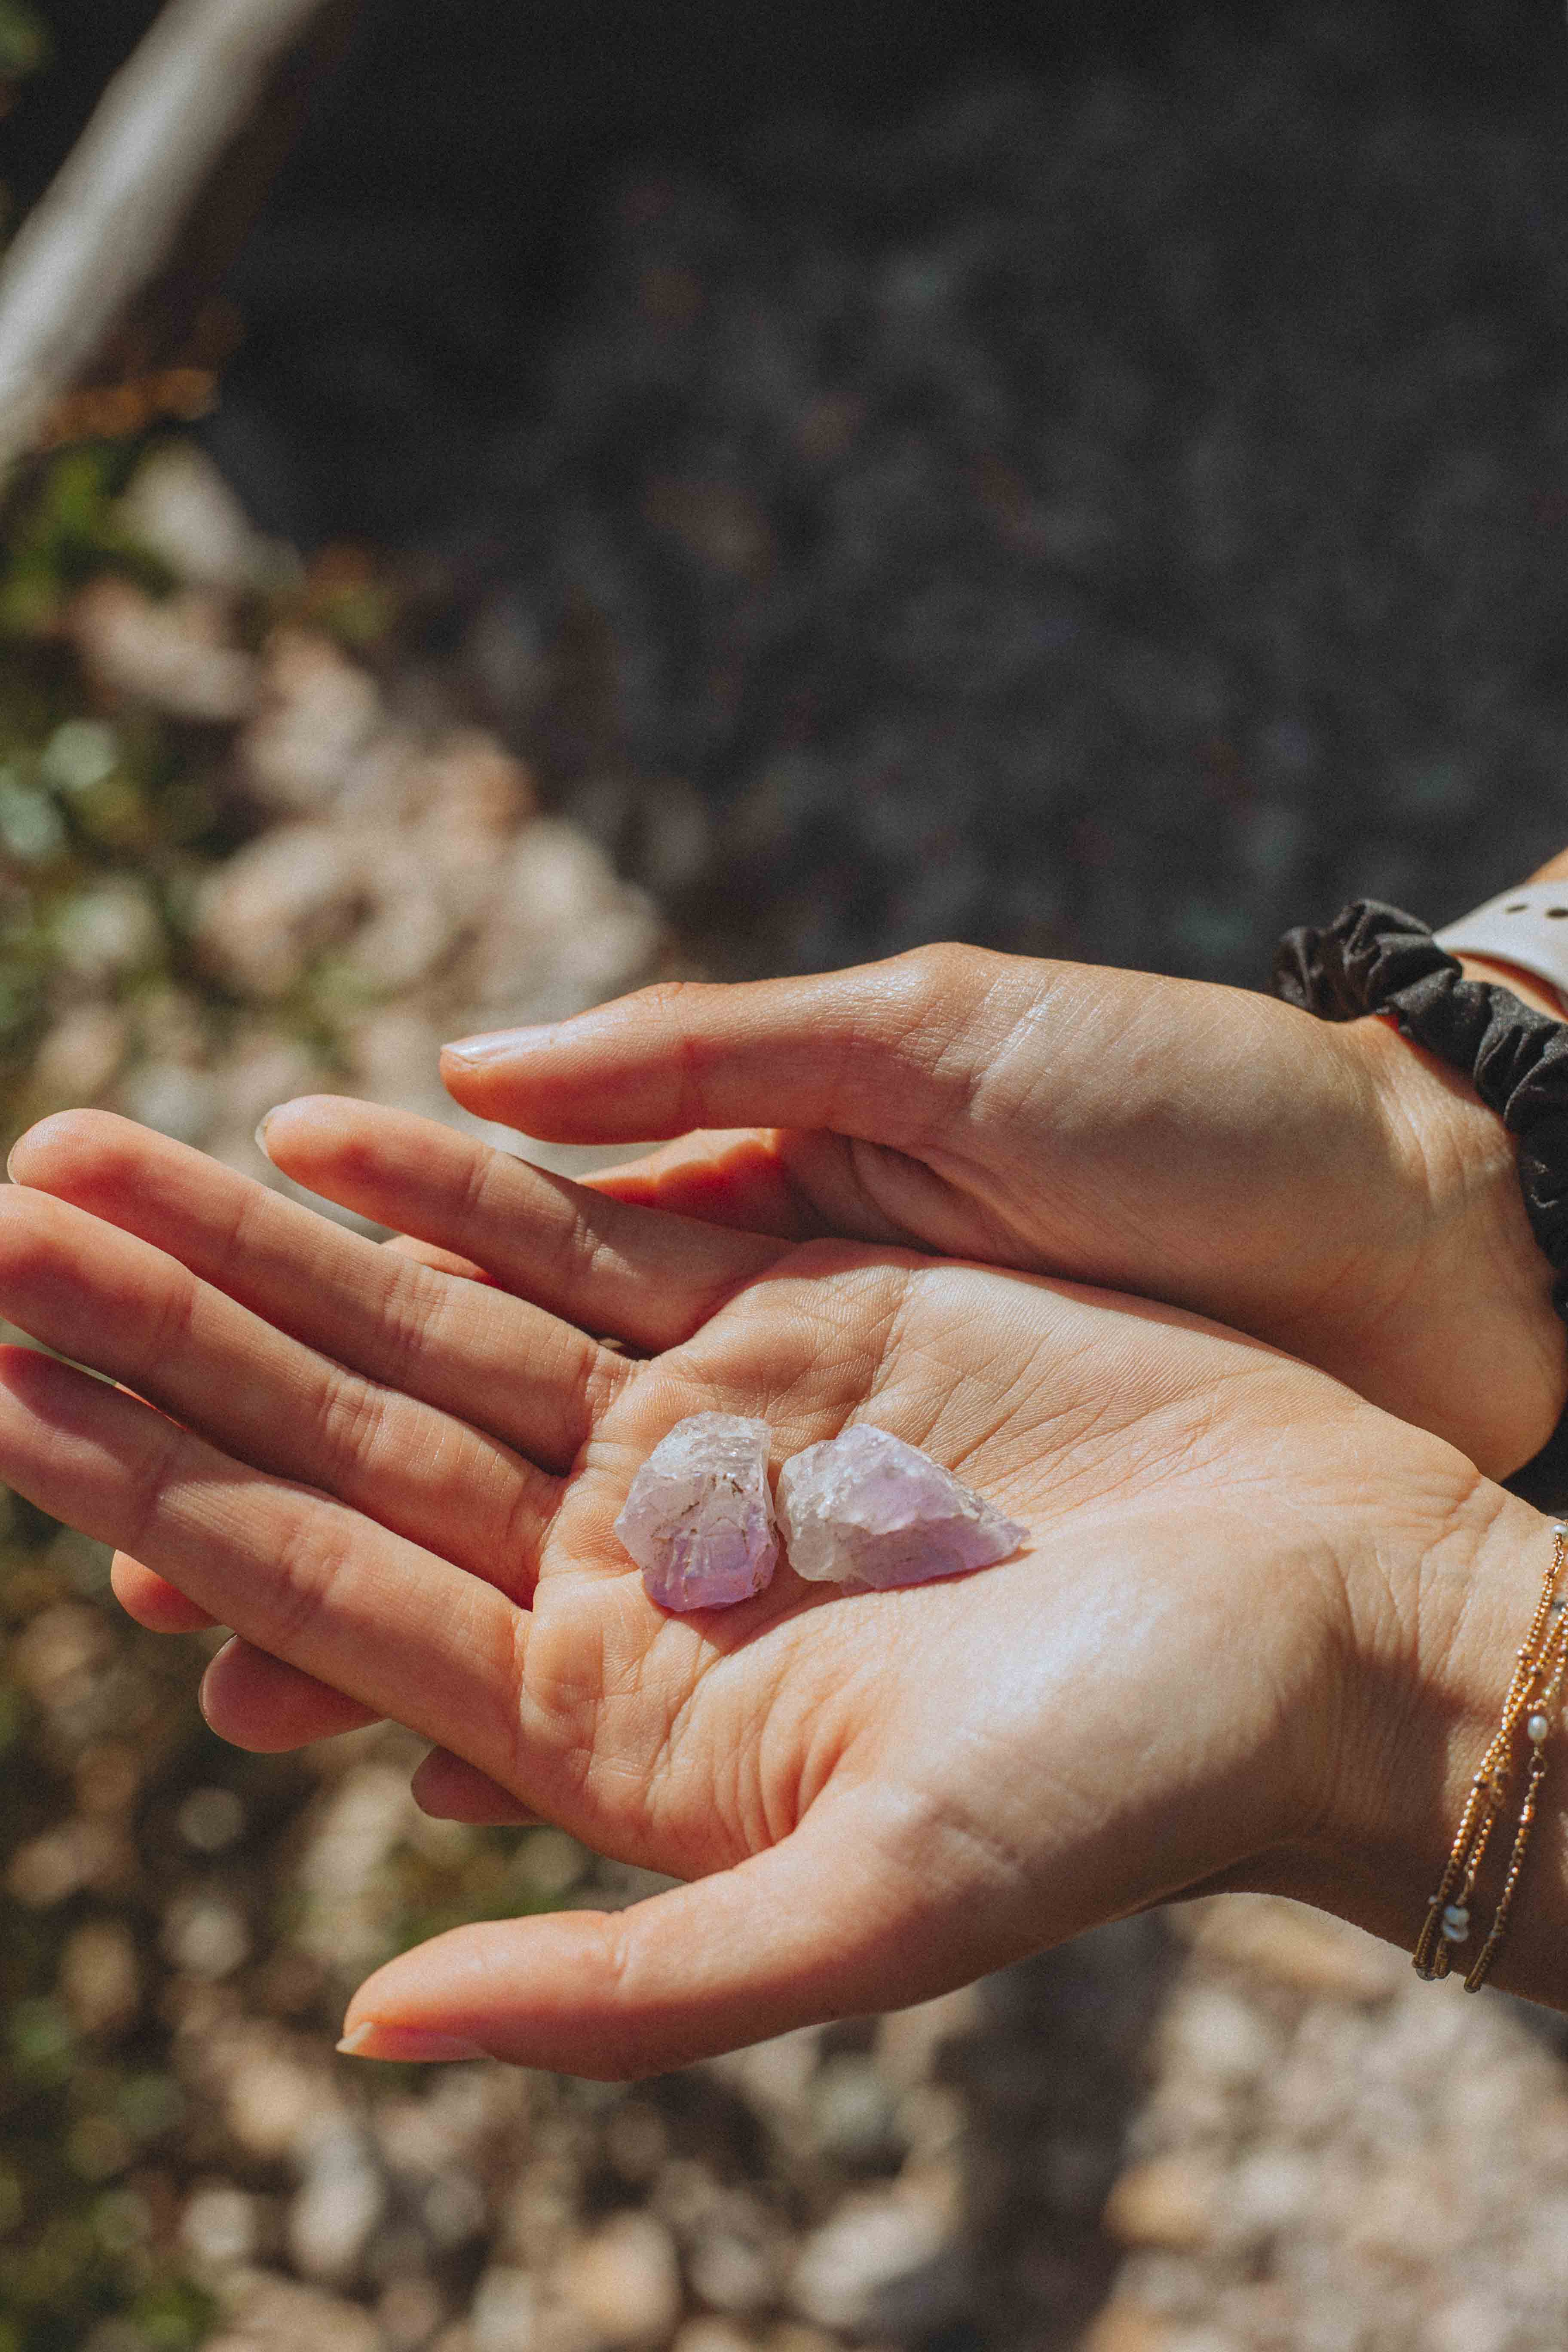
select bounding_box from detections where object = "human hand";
[437,946,1567,1479]
[0,1104,1551,2072]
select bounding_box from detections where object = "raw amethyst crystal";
[615,1413,780,1611]
[776,1424,1027,1589]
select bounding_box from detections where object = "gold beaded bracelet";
[1414,1519,1568,1991]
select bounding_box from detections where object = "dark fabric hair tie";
[1273,898,1568,1317]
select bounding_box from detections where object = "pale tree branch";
[0,0,333,491]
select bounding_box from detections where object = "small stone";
[775,1425,1027,1589]
[1102,2155,1218,2251]
[287,2117,387,2283]
[556,2211,683,2346]
[179,2180,258,2272]
[616,1414,780,1610]
[59,1918,140,2035]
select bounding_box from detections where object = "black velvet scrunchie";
[1273,898,1568,1317]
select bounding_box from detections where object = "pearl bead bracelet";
[1414,1520,1568,1991]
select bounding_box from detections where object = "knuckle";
[314,1364,386,1471]
[267,1509,352,1654]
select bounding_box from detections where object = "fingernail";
[337,2020,492,2063]
[253,1109,278,1160]
[4,1145,17,1182]
[441,1023,560,1066]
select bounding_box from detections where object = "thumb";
[336,1803,996,2078]
[438,946,1032,1149]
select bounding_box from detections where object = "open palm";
[0,1101,1507,2072]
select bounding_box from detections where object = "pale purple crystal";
[776,1424,1027,1589]
[615,1413,780,1611]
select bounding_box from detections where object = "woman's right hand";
[0,1102,1556,2071]
[438,945,1568,1478]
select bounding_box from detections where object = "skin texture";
[438,947,1568,1483]
[0,1103,1559,2073]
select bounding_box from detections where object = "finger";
[111,1549,217,1632]
[0,1347,530,1791]
[0,1186,560,1589]
[586,1130,827,1240]
[337,1795,983,2078]
[257,1095,787,1354]
[382,1234,494,1283]
[200,1636,379,1750]
[113,1550,385,1745]
[9,1110,603,1466]
[439,948,1022,1151]
[410,1748,540,1825]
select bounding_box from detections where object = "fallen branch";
[0,0,332,490]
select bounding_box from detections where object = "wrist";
[1340,1009,1565,1475]
[1328,1479,1568,2005]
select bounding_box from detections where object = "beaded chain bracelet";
[1413,1520,1568,1991]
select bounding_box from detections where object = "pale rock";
[53,880,161,981]
[224,2048,323,2160]
[776,1425,1026,1588]
[474,824,660,1019]
[59,1918,140,2034]
[214,1029,326,1136]
[346,1009,449,1121]
[379,2279,449,2350]
[204,2273,380,2352]
[9,1817,128,1906]
[239,628,382,812]
[807,2053,902,2165]
[179,2180,259,2271]
[685,2216,777,2315]
[40,717,119,794]
[28,1004,128,1104]
[704,2025,821,2139]
[11,1601,108,1697]
[1424,2297,1517,2352]
[120,444,290,594]
[178,1785,247,1853]
[418,729,535,840]
[470,2267,538,2352]
[555,2211,682,2346]
[1188,1894,1402,2004]
[425,2171,489,2249]
[1081,2309,1175,2352]
[288,2116,387,2282]
[616,1415,780,1611]
[196,823,359,996]
[789,2189,961,2334]
[1102,2156,1220,2251]
[1219,2150,1320,2248]
[604,2102,669,2186]
[1157,1985,1282,2092]
[161,1890,251,1980]
[294,1763,423,1969]
[670,2325,752,2352]
[116,1060,216,1146]
[342,864,461,994]
[873,1985,980,2090]
[69,577,258,720]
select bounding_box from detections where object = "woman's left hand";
[0,1103,1539,2071]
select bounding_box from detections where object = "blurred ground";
[8,4,1568,2349]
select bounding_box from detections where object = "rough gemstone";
[776,1424,1028,1589]
[615,1413,780,1611]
